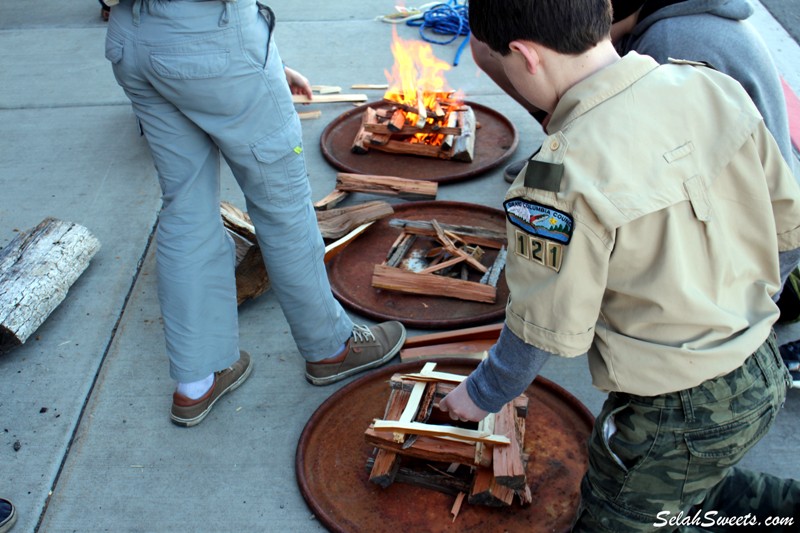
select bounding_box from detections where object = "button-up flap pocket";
[151,50,230,80]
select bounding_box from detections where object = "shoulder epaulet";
[667,57,718,71]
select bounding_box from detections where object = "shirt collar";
[546,52,660,133]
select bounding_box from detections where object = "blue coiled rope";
[406,1,470,66]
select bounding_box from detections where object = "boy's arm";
[439,325,556,421]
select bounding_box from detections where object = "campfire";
[352,29,476,162]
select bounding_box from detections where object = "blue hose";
[406,1,470,66]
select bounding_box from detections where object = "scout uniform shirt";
[504,52,800,396]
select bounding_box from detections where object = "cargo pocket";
[105,35,123,65]
[684,402,775,468]
[250,115,309,206]
[151,49,230,80]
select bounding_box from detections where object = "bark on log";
[0,218,100,352]
[220,202,271,305]
[335,173,438,201]
[315,201,394,240]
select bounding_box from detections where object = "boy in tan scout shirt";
[439,0,800,530]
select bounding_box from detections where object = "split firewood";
[449,106,476,162]
[365,428,477,465]
[372,264,497,303]
[432,220,487,273]
[334,173,438,201]
[315,201,394,240]
[385,234,416,268]
[492,401,527,490]
[292,93,367,104]
[314,189,349,211]
[364,121,462,137]
[323,222,374,264]
[479,245,507,287]
[474,413,496,468]
[368,386,411,487]
[393,362,436,443]
[469,467,515,507]
[451,492,466,522]
[389,218,506,250]
[365,457,471,495]
[352,107,377,154]
[369,139,446,159]
[399,344,491,363]
[401,323,503,349]
[0,218,100,352]
[221,202,270,305]
[387,109,406,132]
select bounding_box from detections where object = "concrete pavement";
[1,1,799,531]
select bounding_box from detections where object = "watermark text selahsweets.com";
[654,509,794,529]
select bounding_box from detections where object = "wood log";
[474,413,496,468]
[387,109,406,132]
[372,264,497,304]
[369,139,446,159]
[335,173,438,201]
[316,201,394,240]
[220,202,271,305]
[388,219,506,250]
[368,387,412,487]
[0,218,101,351]
[385,234,416,268]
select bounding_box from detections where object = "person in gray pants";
[104,0,405,427]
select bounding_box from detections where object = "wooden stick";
[311,85,342,94]
[385,234,416,268]
[352,83,389,90]
[371,420,510,445]
[400,370,468,384]
[451,492,466,522]
[316,201,393,239]
[394,363,437,442]
[364,122,462,136]
[297,110,322,120]
[292,93,368,104]
[399,346,491,363]
[492,401,527,490]
[402,323,503,349]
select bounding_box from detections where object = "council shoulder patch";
[504,198,573,245]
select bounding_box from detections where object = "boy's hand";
[439,381,489,422]
[284,66,313,99]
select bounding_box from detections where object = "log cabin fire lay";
[352,29,476,162]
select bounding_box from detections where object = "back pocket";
[151,49,230,80]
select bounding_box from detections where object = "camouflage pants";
[573,334,799,532]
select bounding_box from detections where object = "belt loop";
[132,0,141,25]
[219,1,231,26]
[679,389,695,423]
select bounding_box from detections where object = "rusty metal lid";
[320,101,518,184]
[296,358,594,533]
[326,201,509,329]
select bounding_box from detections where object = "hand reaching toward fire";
[439,380,489,422]
[284,66,313,99]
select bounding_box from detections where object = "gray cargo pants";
[105,0,353,382]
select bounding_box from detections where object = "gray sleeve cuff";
[776,248,800,302]
[465,324,553,413]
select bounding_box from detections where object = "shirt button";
[550,140,560,150]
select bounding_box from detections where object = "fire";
[383,27,464,144]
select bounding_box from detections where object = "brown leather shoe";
[305,322,406,386]
[170,351,253,427]
[0,498,16,533]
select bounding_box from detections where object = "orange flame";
[383,27,464,145]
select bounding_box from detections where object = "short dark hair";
[469,0,613,55]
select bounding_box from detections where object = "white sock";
[176,373,214,400]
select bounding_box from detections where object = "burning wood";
[351,97,476,162]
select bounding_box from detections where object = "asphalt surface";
[1,1,799,532]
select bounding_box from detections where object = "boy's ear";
[509,40,540,74]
